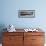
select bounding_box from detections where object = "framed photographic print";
[18,10,35,18]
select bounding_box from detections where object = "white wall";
[0,0,46,32]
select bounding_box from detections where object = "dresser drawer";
[32,36,45,44]
[3,35,23,44]
[24,32,44,36]
[3,42,23,46]
[3,32,23,36]
[32,44,44,46]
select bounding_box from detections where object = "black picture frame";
[18,10,35,18]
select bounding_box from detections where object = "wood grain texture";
[2,32,45,46]
[24,32,45,46]
[2,32,23,46]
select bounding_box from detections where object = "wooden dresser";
[2,31,45,46]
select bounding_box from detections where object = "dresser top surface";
[3,29,45,32]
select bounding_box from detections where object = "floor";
[0,44,2,46]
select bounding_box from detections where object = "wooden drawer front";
[24,36,44,46]
[24,36,32,46]
[24,32,44,36]
[32,44,44,46]
[3,36,23,45]
[3,42,23,46]
[32,36,45,44]
[3,32,23,36]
